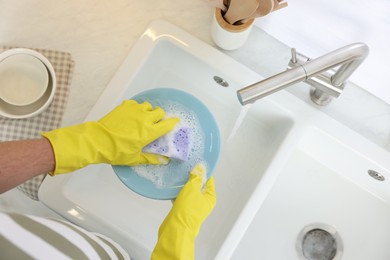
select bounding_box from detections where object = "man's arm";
[0,100,178,193]
[0,138,55,193]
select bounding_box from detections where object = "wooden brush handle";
[272,0,288,12]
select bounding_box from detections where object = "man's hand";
[152,164,216,260]
[42,100,179,175]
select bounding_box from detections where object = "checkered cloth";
[0,46,74,200]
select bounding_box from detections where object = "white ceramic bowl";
[0,48,56,119]
[0,53,49,106]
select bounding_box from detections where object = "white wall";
[254,0,390,104]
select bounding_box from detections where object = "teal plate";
[113,88,220,200]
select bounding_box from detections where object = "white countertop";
[1,0,388,151]
[0,1,212,126]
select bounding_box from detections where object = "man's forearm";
[0,138,55,193]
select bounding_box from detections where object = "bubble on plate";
[133,99,206,188]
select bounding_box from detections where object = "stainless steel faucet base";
[310,88,333,106]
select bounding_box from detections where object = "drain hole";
[213,76,229,87]
[297,224,343,260]
[302,229,337,260]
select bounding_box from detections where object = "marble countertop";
[1,0,389,152]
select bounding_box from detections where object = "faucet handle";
[288,48,310,69]
[291,48,297,64]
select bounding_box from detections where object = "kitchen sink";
[39,19,294,259]
[39,20,390,260]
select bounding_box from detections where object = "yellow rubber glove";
[151,164,216,260]
[42,100,179,175]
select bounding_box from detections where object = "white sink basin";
[232,127,390,260]
[39,20,390,260]
[39,20,294,259]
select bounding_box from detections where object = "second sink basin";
[232,127,390,260]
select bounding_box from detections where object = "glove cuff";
[42,122,106,175]
[152,214,196,260]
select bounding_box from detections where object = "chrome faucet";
[237,43,369,106]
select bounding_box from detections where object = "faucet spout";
[237,42,369,106]
[303,42,369,86]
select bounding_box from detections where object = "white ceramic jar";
[211,8,254,50]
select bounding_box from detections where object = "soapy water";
[133,99,208,188]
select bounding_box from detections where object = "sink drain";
[302,229,337,259]
[296,223,343,260]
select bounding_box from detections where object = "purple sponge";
[143,126,192,161]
